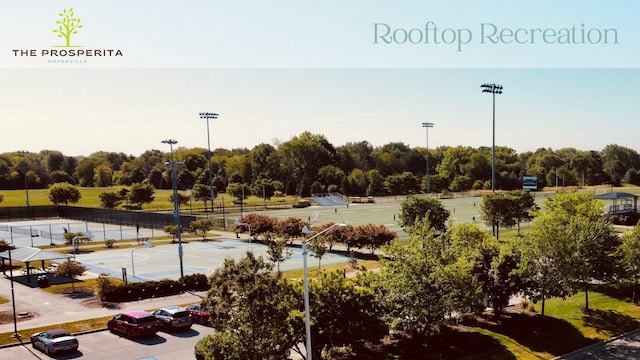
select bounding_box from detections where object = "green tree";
[202,252,298,360]
[192,183,211,211]
[127,182,155,209]
[190,219,216,241]
[309,237,328,268]
[307,271,386,359]
[398,195,449,233]
[47,182,81,205]
[98,190,124,209]
[93,164,113,187]
[54,259,87,292]
[53,8,83,47]
[163,225,179,242]
[278,131,335,197]
[378,222,470,341]
[480,190,536,240]
[265,238,293,272]
[168,192,190,208]
[519,191,606,315]
[620,225,640,303]
[566,216,620,310]
[448,223,523,317]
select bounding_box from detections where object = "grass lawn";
[0,187,298,210]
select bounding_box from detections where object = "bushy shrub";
[101,273,210,302]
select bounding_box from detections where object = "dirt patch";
[79,298,121,310]
[0,311,39,324]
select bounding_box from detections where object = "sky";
[1,1,639,157]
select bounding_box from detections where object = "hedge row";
[101,273,209,302]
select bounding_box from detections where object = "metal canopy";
[0,246,70,263]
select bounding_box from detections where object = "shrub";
[100,274,210,302]
[104,239,116,248]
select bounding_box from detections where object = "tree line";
[3,133,640,198]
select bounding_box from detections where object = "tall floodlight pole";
[421,122,434,194]
[301,223,349,360]
[199,112,218,215]
[17,151,30,218]
[162,139,184,281]
[481,83,503,192]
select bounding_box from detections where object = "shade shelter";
[594,191,638,215]
[0,246,71,283]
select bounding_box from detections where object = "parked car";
[30,328,79,355]
[186,304,212,325]
[107,310,161,338]
[153,305,192,330]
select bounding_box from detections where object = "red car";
[107,310,161,338]
[186,304,212,325]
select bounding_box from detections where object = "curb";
[551,328,640,359]
[0,327,108,350]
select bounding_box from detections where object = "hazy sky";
[2,1,639,157]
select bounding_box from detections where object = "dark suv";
[153,305,192,331]
[107,311,161,338]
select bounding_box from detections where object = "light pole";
[8,246,19,340]
[481,83,503,192]
[17,151,30,218]
[301,223,349,360]
[421,122,434,194]
[162,139,185,281]
[199,112,218,215]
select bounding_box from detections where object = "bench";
[137,237,150,245]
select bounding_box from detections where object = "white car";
[153,305,192,331]
[30,328,78,355]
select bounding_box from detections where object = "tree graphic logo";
[52,8,83,47]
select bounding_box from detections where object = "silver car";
[153,305,192,331]
[30,328,79,355]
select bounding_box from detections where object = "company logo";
[11,7,123,64]
[53,8,83,48]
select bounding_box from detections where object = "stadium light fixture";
[199,112,219,215]
[421,122,434,194]
[481,83,503,193]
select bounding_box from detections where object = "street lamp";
[17,151,30,219]
[199,112,218,215]
[421,122,434,194]
[300,223,349,360]
[162,139,185,281]
[481,83,503,193]
[7,246,20,339]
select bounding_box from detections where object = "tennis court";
[75,238,350,282]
